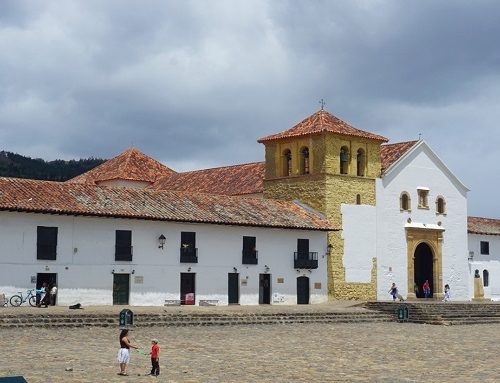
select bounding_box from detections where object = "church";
[0,108,496,305]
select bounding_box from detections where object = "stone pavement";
[1,320,500,382]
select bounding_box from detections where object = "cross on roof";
[319,99,326,110]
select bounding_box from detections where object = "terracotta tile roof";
[150,162,265,196]
[380,140,419,172]
[67,147,175,185]
[468,216,500,236]
[0,177,335,231]
[258,110,388,143]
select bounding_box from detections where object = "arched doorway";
[414,243,434,298]
[406,227,444,300]
[296,276,310,304]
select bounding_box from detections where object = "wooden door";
[297,276,310,304]
[228,273,239,304]
[113,274,130,305]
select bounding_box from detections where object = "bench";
[199,299,218,306]
[164,299,181,306]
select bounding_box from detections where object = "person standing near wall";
[422,280,431,298]
[49,284,57,306]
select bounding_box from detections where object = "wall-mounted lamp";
[327,243,333,255]
[308,269,312,274]
[158,234,166,249]
[45,265,50,271]
[233,267,238,273]
[187,267,192,272]
[111,269,115,274]
[131,269,135,275]
[264,265,270,273]
[468,251,474,261]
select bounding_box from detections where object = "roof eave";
[0,206,335,231]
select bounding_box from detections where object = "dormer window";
[340,147,349,175]
[436,196,446,215]
[283,149,292,176]
[300,147,310,175]
[417,187,429,209]
[356,148,365,177]
[400,192,411,211]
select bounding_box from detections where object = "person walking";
[117,329,139,376]
[422,280,431,298]
[149,339,160,377]
[389,283,399,301]
[443,284,451,302]
[38,283,49,307]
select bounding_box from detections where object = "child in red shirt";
[150,339,160,376]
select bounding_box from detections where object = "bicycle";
[9,289,38,307]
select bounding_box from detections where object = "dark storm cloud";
[0,0,498,217]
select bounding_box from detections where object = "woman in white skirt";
[117,329,139,376]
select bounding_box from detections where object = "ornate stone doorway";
[406,227,444,300]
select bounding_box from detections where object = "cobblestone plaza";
[2,321,499,382]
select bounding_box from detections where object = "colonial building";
[255,110,470,300]
[0,175,332,306]
[1,108,495,304]
[468,217,500,300]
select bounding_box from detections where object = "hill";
[0,151,105,181]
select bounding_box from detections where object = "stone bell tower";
[258,109,388,299]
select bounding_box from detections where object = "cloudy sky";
[0,0,499,217]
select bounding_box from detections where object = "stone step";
[365,301,500,325]
[0,311,392,328]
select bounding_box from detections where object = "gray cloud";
[0,0,498,217]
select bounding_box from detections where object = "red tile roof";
[468,216,500,236]
[258,110,388,143]
[380,141,419,172]
[0,177,335,231]
[67,147,175,185]
[150,162,265,196]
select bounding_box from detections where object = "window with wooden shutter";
[115,230,133,261]
[37,226,58,260]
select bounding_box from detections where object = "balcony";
[115,245,133,261]
[180,247,198,263]
[294,251,318,269]
[242,249,258,265]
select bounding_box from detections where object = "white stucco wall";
[0,211,328,306]
[341,204,376,283]
[468,233,500,300]
[376,143,469,300]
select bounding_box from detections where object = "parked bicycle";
[9,289,38,307]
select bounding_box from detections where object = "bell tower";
[258,109,388,299]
